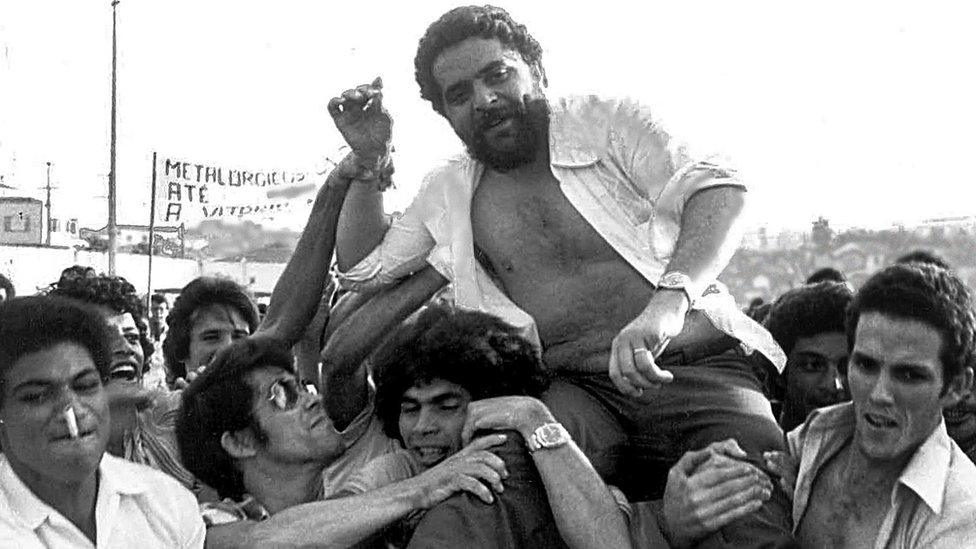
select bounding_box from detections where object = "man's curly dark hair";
[163,276,259,381]
[46,265,153,370]
[805,267,846,285]
[372,303,550,442]
[415,5,545,115]
[764,282,854,357]
[895,249,951,270]
[847,263,976,391]
[0,296,114,407]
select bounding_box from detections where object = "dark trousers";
[407,434,568,549]
[543,351,796,548]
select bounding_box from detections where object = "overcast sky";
[2,0,975,232]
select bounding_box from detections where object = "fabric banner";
[153,154,327,226]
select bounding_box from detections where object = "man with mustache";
[0,296,204,547]
[764,281,854,431]
[178,336,516,548]
[767,263,976,547]
[46,267,202,492]
[306,5,792,545]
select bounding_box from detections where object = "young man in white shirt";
[768,263,976,547]
[0,296,204,548]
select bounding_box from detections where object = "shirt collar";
[98,453,150,496]
[807,403,953,514]
[896,419,953,514]
[0,454,52,530]
[0,453,149,531]
[547,97,601,167]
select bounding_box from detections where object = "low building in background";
[0,197,42,245]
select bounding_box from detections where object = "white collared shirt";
[338,95,785,369]
[0,453,205,549]
[788,402,976,548]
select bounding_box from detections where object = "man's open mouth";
[109,363,139,382]
[485,116,511,130]
[864,412,897,429]
[478,107,518,132]
[413,446,449,463]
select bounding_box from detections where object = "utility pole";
[43,161,56,246]
[107,0,119,274]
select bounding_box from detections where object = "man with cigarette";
[0,296,204,547]
[47,267,203,493]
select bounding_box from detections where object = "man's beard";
[463,96,550,172]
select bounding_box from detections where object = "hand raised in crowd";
[412,433,510,509]
[609,290,686,396]
[171,364,207,390]
[663,439,774,548]
[106,381,160,412]
[327,77,393,169]
[460,396,554,443]
[763,450,798,502]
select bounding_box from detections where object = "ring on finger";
[632,347,649,355]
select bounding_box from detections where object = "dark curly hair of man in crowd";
[0,295,113,406]
[372,303,550,442]
[162,276,259,382]
[848,263,976,392]
[762,281,854,410]
[46,265,153,370]
[765,282,854,358]
[895,249,951,270]
[414,4,545,115]
[176,337,294,500]
[805,267,846,285]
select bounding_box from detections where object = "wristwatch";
[527,422,571,453]
[657,271,700,309]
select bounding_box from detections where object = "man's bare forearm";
[531,442,634,549]
[336,183,389,271]
[205,477,430,549]
[322,266,448,428]
[257,161,353,347]
[665,186,747,290]
[468,399,633,549]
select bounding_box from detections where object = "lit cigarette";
[63,406,79,439]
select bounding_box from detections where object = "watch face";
[537,423,567,446]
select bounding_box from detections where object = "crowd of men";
[2,5,976,548]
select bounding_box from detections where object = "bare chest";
[798,456,892,549]
[470,170,652,357]
[470,171,618,275]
